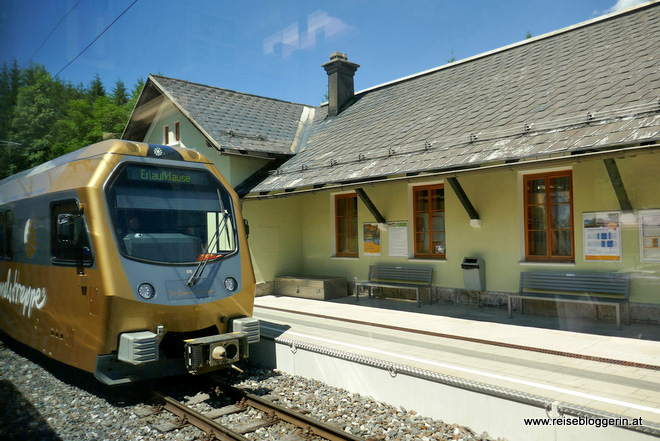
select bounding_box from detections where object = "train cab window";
[106,164,238,264]
[50,200,93,265]
[0,210,12,260]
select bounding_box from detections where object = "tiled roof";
[252,3,660,193]
[150,75,314,155]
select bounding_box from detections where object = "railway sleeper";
[279,432,313,441]
[233,419,277,434]
[155,420,186,433]
[205,404,245,419]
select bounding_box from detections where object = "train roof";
[0,139,213,205]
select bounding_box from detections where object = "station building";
[123,2,660,323]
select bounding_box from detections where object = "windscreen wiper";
[187,190,229,287]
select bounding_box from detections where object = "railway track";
[151,381,367,441]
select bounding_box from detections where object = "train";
[0,139,259,385]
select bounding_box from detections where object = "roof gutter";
[244,141,660,200]
[216,148,278,160]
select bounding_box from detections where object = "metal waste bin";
[462,257,485,291]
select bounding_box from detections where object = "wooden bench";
[508,271,630,330]
[355,265,433,307]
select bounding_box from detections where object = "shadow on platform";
[326,294,660,342]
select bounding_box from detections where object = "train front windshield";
[107,164,237,264]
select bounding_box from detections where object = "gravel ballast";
[0,336,503,440]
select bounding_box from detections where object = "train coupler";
[184,333,248,375]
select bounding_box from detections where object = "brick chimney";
[322,52,360,117]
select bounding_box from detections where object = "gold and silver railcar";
[0,140,259,384]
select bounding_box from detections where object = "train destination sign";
[126,166,209,186]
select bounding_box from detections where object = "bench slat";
[521,282,627,294]
[521,278,628,287]
[514,292,629,304]
[511,271,630,329]
[521,273,625,280]
[520,273,629,296]
[521,275,628,283]
[369,266,432,284]
[359,265,433,307]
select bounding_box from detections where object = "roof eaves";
[246,141,660,199]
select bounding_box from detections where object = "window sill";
[331,256,359,260]
[409,257,447,262]
[519,260,575,267]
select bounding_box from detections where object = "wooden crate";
[274,276,347,300]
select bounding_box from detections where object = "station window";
[413,184,446,259]
[50,200,93,265]
[335,193,358,257]
[175,121,180,142]
[524,171,574,261]
[164,125,170,145]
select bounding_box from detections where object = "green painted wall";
[229,155,270,188]
[144,101,206,150]
[244,196,304,283]
[243,153,660,304]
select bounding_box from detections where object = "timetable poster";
[388,222,409,257]
[363,223,381,256]
[639,209,660,262]
[583,211,621,261]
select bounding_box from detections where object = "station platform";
[251,294,660,436]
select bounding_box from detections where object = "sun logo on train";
[24,218,37,259]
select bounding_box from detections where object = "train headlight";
[224,277,238,292]
[137,282,156,300]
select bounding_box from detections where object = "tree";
[111,79,129,106]
[0,62,142,179]
[130,78,145,102]
[49,98,94,158]
[8,64,58,173]
[0,61,22,143]
[87,73,106,102]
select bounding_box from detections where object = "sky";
[0,0,649,105]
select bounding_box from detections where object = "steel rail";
[153,392,249,441]
[217,383,366,441]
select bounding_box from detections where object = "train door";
[49,199,99,363]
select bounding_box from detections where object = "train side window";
[4,211,12,260]
[0,211,4,260]
[50,200,93,265]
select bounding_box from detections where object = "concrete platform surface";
[253,295,660,427]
